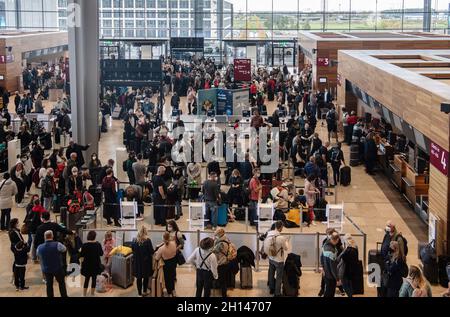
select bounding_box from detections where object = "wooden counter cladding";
[338,50,450,255]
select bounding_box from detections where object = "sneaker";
[16,288,20,292]
[318,290,324,297]
[20,287,29,290]
[311,221,317,226]
[136,217,144,221]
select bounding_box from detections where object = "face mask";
[50,173,54,177]
[385,226,392,233]
[21,158,27,162]
[92,156,97,160]
[73,172,78,176]
[167,226,173,232]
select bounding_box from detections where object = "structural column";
[68,0,100,159]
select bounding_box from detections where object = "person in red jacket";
[346,111,358,145]
[250,81,258,106]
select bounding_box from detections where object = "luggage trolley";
[120,201,137,229]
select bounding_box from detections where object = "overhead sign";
[430,141,449,176]
[317,57,330,67]
[234,59,252,82]
[0,54,14,64]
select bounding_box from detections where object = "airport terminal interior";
[0,0,449,299]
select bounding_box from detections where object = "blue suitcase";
[218,204,228,227]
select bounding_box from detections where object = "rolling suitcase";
[314,197,328,221]
[419,241,439,285]
[352,260,365,295]
[368,243,385,270]
[111,254,134,289]
[340,166,351,186]
[234,207,246,221]
[89,185,102,207]
[350,144,360,167]
[240,265,253,289]
[438,255,450,288]
[218,204,228,227]
[112,106,122,120]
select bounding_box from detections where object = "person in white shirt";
[187,237,218,298]
[263,221,289,296]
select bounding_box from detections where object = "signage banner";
[217,89,233,115]
[0,54,14,64]
[430,141,449,176]
[317,57,329,67]
[234,59,251,82]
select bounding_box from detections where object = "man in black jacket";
[65,140,90,168]
[34,212,73,251]
[170,92,180,110]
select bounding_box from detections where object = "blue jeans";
[268,259,284,296]
[43,197,53,212]
[205,201,218,227]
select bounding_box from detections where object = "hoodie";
[321,240,338,280]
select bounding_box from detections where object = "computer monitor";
[242,110,251,118]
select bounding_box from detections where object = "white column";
[68,0,100,159]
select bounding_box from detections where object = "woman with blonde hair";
[399,265,432,297]
[155,232,178,297]
[131,226,154,297]
[384,241,408,297]
[337,235,359,297]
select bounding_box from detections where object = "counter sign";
[430,142,449,176]
[234,59,251,82]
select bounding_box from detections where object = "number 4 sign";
[430,142,449,176]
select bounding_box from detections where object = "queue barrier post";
[315,232,321,273]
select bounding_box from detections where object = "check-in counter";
[390,155,405,191]
[401,161,429,207]
[378,140,394,172]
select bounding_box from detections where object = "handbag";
[20,223,29,235]
[176,250,186,266]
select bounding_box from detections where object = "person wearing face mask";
[320,232,342,297]
[30,142,44,170]
[0,173,18,231]
[383,241,408,297]
[41,168,56,212]
[202,172,221,230]
[68,167,83,197]
[213,228,234,298]
[381,221,407,263]
[248,169,262,227]
[20,153,34,198]
[25,195,43,261]
[88,153,102,187]
[10,162,27,208]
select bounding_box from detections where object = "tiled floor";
[0,96,447,297]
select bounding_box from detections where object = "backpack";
[326,110,335,122]
[96,272,111,293]
[122,160,128,172]
[221,240,237,262]
[68,198,81,214]
[242,179,251,199]
[32,169,41,188]
[397,234,408,257]
[269,236,282,257]
[330,147,341,163]
[83,191,95,210]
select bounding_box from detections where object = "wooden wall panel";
[338,50,450,254]
[298,31,450,92]
[0,32,68,92]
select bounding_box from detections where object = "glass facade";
[0,1,449,37]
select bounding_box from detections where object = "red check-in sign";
[430,141,449,176]
[317,57,329,67]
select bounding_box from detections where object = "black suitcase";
[314,198,328,221]
[340,166,351,186]
[89,185,102,207]
[423,261,439,285]
[368,243,385,271]
[438,255,450,288]
[352,260,364,295]
[234,207,246,221]
[54,127,61,144]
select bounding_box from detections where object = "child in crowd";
[12,241,29,291]
[102,231,115,273]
